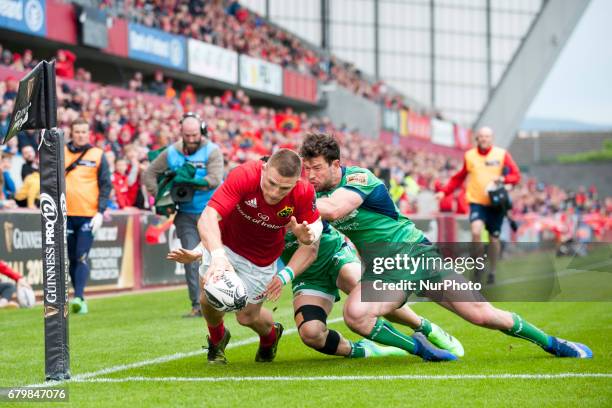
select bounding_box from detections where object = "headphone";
[180,112,208,137]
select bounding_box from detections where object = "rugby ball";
[16,285,36,308]
[204,272,248,312]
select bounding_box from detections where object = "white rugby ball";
[204,272,248,312]
[16,285,36,308]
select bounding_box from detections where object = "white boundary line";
[67,373,612,383]
[25,256,612,387]
[28,317,344,387]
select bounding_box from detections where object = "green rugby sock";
[348,341,366,358]
[367,318,416,354]
[502,313,552,349]
[416,317,432,336]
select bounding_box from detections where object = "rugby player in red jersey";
[196,149,322,364]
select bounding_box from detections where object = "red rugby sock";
[208,321,225,345]
[259,325,277,348]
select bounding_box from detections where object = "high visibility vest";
[464,146,506,205]
[65,147,103,217]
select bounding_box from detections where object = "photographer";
[436,127,520,284]
[144,113,223,317]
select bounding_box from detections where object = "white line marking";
[28,317,344,387]
[68,373,612,383]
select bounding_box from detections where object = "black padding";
[295,304,327,330]
[315,329,341,355]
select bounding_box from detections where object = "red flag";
[145,214,175,245]
[274,113,301,132]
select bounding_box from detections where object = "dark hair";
[70,117,89,130]
[267,148,302,178]
[299,133,340,164]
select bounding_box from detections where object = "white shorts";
[199,245,278,304]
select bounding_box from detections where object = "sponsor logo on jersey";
[277,206,294,218]
[244,198,257,208]
[346,173,368,186]
[78,159,97,168]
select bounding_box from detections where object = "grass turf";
[1,285,610,407]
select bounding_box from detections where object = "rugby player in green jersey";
[299,133,592,360]
[277,224,463,359]
[168,222,464,361]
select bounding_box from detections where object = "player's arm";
[316,187,364,221]
[265,239,320,301]
[196,165,248,282]
[288,216,324,245]
[166,246,202,264]
[289,183,324,245]
[285,239,319,279]
[197,206,224,254]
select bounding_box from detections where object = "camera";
[170,183,195,203]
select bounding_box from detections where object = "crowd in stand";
[0,45,610,230]
[95,0,403,107]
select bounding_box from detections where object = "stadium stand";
[91,0,405,107]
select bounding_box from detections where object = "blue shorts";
[469,203,504,238]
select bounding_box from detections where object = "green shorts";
[292,243,359,302]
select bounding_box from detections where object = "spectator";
[22,49,37,70]
[0,104,10,138]
[179,84,197,109]
[111,157,138,208]
[149,70,166,96]
[128,71,145,92]
[3,77,18,102]
[0,260,31,309]
[0,191,16,210]
[1,151,15,199]
[1,49,12,66]
[20,145,37,181]
[10,53,24,71]
[165,78,176,100]
[55,49,76,79]
[14,167,40,209]
[17,129,38,152]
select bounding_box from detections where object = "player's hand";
[166,248,201,264]
[435,192,445,201]
[289,216,315,245]
[202,256,233,286]
[264,276,284,302]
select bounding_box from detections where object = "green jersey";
[317,166,424,250]
[281,223,358,301]
[281,222,343,265]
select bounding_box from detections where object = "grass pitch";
[1,285,611,407]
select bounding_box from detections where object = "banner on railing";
[239,54,282,95]
[187,39,238,84]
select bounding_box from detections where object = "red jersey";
[208,161,319,266]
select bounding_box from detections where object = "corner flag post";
[3,60,70,381]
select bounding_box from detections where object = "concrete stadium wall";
[524,162,612,196]
[317,85,380,138]
[509,132,612,195]
[509,131,612,166]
